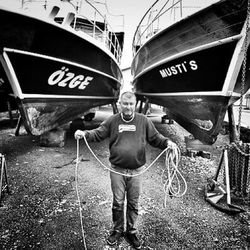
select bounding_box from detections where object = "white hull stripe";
[223,20,250,93]
[4,47,120,83]
[133,34,242,81]
[135,91,241,97]
[21,94,117,99]
[1,52,24,98]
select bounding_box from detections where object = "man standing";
[75,91,177,249]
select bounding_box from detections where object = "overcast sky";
[105,0,154,68]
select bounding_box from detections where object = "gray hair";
[120,91,136,100]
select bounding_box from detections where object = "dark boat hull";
[0,66,17,113]
[132,0,250,144]
[132,0,248,77]
[0,8,122,80]
[0,6,123,135]
[134,41,238,94]
[1,48,120,135]
[146,95,229,144]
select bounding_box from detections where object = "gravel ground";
[0,107,250,250]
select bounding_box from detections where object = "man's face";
[120,96,136,118]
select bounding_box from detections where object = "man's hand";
[74,130,86,140]
[168,140,178,150]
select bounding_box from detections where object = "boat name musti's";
[48,66,93,90]
[159,60,198,78]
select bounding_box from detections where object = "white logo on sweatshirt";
[118,124,136,133]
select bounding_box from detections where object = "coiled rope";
[162,146,187,207]
[74,135,187,249]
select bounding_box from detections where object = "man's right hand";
[74,130,86,140]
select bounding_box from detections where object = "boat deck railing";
[132,0,216,55]
[21,0,124,64]
[75,0,124,64]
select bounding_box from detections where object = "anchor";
[204,148,246,215]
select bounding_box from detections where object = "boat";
[0,0,124,135]
[131,0,250,144]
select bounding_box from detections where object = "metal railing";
[77,0,124,64]
[132,0,214,55]
[21,0,124,64]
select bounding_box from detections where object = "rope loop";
[162,146,187,206]
[82,134,187,198]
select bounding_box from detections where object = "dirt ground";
[1,107,250,250]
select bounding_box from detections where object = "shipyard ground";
[1,106,250,250]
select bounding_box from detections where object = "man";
[75,91,177,249]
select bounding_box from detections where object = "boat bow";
[131,0,250,144]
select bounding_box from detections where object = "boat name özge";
[48,67,93,90]
[159,60,198,78]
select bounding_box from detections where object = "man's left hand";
[168,141,178,150]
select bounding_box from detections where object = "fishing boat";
[0,0,124,135]
[131,0,250,144]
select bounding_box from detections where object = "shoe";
[126,233,142,249]
[107,231,122,245]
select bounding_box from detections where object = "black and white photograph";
[1,0,250,249]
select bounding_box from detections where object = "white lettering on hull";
[159,60,198,78]
[48,67,94,90]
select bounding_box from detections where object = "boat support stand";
[111,102,119,114]
[136,98,150,114]
[15,115,22,136]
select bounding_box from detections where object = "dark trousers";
[110,166,143,234]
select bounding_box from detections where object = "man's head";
[120,91,136,119]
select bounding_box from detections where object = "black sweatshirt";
[85,112,170,169]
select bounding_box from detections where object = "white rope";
[75,139,88,250]
[83,134,168,177]
[161,146,187,207]
[82,134,187,199]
